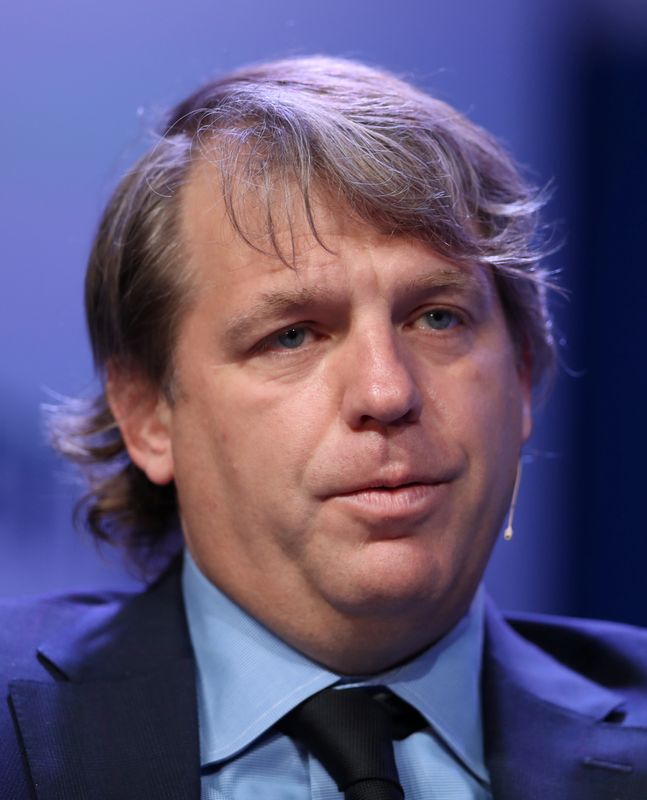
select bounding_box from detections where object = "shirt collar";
[182,551,488,783]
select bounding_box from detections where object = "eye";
[255,326,316,354]
[276,327,308,349]
[419,308,461,331]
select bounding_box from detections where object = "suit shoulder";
[505,610,647,691]
[0,588,138,680]
[0,587,145,798]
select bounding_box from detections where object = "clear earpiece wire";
[503,460,523,541]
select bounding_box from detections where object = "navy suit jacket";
[3,562,647,799]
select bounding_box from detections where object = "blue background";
[1,0,646,622]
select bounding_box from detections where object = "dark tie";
[279,686,425,800]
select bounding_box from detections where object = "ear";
[106,362,175,485]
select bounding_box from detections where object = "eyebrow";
[222,286,327,346]
[222,267,489,346]
[402,268,489,297]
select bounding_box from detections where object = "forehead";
[179,160,494,302]
[181,158,370,268]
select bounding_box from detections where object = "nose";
[339,326,423,431]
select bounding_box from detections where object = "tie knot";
[279,687,421,799]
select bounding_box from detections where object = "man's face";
[146,169,531,668]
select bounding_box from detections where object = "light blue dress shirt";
[182,552,492,799]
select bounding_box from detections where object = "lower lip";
[331,483,446,523]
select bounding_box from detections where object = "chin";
[322,545,450,620]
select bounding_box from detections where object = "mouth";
[339,478,434,494]
[329,479,449,524]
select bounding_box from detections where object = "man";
[2,56,647,799]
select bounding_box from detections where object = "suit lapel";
[483,598,647,799]
[9,562,201,800]
[10,660,199,800]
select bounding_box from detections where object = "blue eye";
[277,327,307,348]
[422,310,459,330]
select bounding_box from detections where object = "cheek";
[442,353,526,453]
[198,368,331,479]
